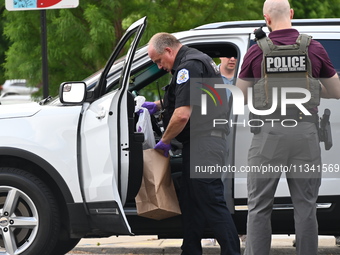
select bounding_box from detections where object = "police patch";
[265,55,307,73]
[177,69,189,84]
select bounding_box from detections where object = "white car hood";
[0,102,41,119]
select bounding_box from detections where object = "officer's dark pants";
[180,136,240,255]
[244,122,321,255]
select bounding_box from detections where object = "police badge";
[177,69,189,84]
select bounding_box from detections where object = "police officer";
[236,1,340,255]
[147,32,240,255]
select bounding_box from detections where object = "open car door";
[106,16,147,223]
[80,17,147,235]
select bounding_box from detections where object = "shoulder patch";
[177,69,189,84]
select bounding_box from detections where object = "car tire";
[0,167,60,255]
[51,237,81,255]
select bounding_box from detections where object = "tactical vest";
[162,47,229,142]
[253,34,321,110]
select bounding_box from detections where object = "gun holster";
[319,108,333,150]
[249,113,261,134]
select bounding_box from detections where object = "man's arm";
[320,73,340,99]
[161,105,192,144]
[236,78,253,104]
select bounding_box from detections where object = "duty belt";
[258,110,318,123]
[193,130,227,139]
[210,130,227,139]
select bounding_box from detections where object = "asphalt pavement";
[68,235,340,254]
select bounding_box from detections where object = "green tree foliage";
[2,1,127,95]
[0,0,339,96]
[0,5,9,84]
[291,0,340,18]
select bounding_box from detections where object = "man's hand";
[142,102,158,115]
[154,140,171,157]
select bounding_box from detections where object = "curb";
[72,246,218,254]
[71,246,340,255]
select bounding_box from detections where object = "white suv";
[0,79,38,104]
[0,17,340,255]
[0,79,38,95]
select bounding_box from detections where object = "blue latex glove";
[142,102,158,115]
[154,140,171,157]
[137,108,144,115]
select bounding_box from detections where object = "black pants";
[180,136,240,255]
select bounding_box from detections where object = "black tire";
[0,167,60,255]
[51,237,81,255]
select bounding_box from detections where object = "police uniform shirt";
[163,46,228,143]
[239,28,336,80]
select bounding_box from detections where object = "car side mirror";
[59,82,86,105]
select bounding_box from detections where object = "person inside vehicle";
[219,55,238,86]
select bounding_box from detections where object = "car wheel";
[0,167,60,255]
[51,237,81,255]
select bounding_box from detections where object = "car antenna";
[157,81,165,113]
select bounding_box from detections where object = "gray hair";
[149,32,181,54]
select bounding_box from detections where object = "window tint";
[317,40,340,75]
[12,83,26,87]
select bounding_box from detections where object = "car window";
[132,43,240,101]
[318,40,340,76]
[12,83,26,87]
[128,63,169,101]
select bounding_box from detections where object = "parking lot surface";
[67,235,340,254]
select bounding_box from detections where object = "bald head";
[263,0,294,31]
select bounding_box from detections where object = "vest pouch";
[253,78,269,109]
[253,76,321,110]
[303,76,321,109]
[277,76,320,110]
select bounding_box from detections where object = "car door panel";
[80,17,147,235]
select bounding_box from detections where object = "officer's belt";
[193,130,227,139]
[209,130,227,139]
[257,110,318,123]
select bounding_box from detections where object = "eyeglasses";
[225,56,237,59]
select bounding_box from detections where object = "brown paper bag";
[135,149,181,220]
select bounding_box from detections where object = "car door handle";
[96,109,106,119]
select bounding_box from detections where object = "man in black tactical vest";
[236,0,340,255]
